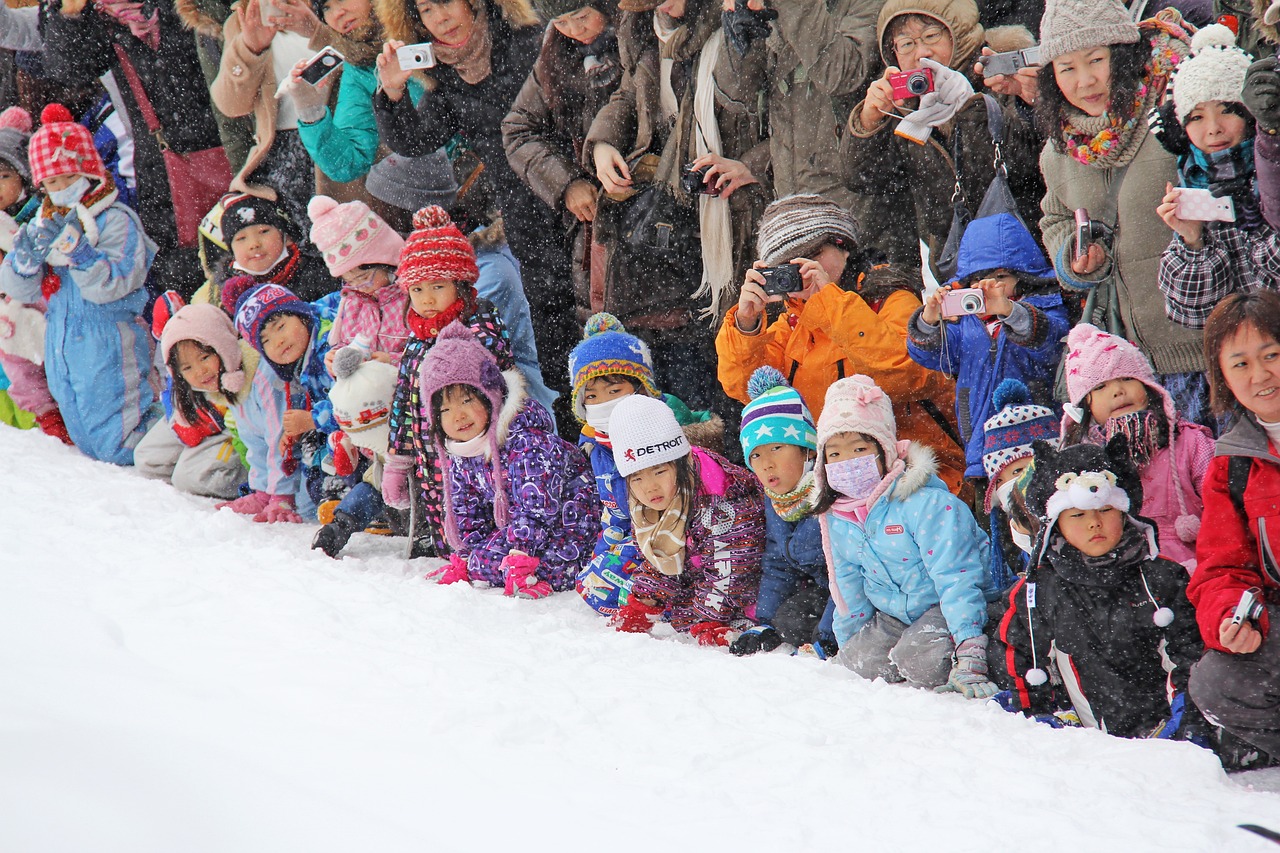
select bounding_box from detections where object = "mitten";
[1243,56,1280,134]
[729,624,782,657]
[502,551,551,599]
[29,215,64,258]
[7,222,43,276]
[35,408,73,445]
[255,493,303,523]
[381,453,413,510]
[894,61,973,144]
[689,621,736,647]
[215,490,272,515]
[612,597,663,633]
[1147,99,1189,157]
[60,224,98,267]
[936,635,999,699]
[425,552,472,585]
[1211,175,1264,231]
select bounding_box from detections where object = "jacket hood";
[175,0,228,39]
[953,212,1054,283]
[377,0,537,49]
[876,0,984,70]
[886,441,938,502]
[1216,413,1280,466]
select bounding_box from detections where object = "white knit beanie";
[1172,24,1253,124]
[814,375,899,494]
[1039,0,1139,64]
[609,394,690,478]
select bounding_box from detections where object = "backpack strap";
[1228,455,1252,518]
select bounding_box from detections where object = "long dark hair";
[1035,39,1149,150]
[1204,291,1280,417]
[167,340,238,426]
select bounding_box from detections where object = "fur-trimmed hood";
[175,0,231,39]
[376,0,537,49]
[682,413,725,456]
[883,441,937,503]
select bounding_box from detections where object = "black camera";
[680,163,720,197]
[758,264,803,296]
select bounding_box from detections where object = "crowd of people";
[4,0,1280,770]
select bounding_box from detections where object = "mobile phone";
[1176,187,1236,223]
[1073,208,1092,263]
[396,42,437,70]
[1233,586,1265,626]
[888,68,934,99]
[758,264,803,296]
[298,46,345,85]
[982,45,1041,79]
[940,287,985,318]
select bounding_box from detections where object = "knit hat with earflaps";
[1038,0,1139,64]
[160,304,248,419]
[608,393,691,479]
[980,379,1058,513]
[308,195,406,279]
[740,366,817,460]
[1172,24,1253,124]
[229,281,316,358]
[398,205,479,289]
[567,312,659,422]
[755,194,858,268]
[419,321,512,548]
[0,107,32,183]
[28,104,107,186]
[814,375,905,497]
[329,344,399,454]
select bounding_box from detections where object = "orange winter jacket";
[716,284,967,495]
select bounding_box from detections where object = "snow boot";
[36,408,73,446]
[311,511,360,558]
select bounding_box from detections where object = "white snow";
[4,423,1280,853]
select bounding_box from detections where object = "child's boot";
[425,553,471,585]
[502,551,552,599]
[311,510,360,558]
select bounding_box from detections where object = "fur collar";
[175,0,229,39]
[884,442,937,502]
[375,0,536,52]
[492,367,530,449]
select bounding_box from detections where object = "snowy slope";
[3,424,1280,853]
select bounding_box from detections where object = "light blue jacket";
[825,444,995,646]
[475,244,558,415]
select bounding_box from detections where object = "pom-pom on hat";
[398,204,478,290]
[980,379,1059,513]
[0,106,33,182]
[755,194,858,268]
[1038,0,1140,65]
[28,103,107,186]
[608,393,691,478]
[1172,23,1254,124]
[814,375,900,495]
[567,312,659,422]
[159,304,248,404]
[329,345,399,454]
[740,366,817,460]
[220,192,298,245]
[231,281,314,357]
[307,195,406,279]
[1060,323,1176,427]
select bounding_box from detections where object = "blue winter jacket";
[760,502,836,646]
[826,445,996,646]
[905,212,1068,477]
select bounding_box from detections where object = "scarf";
[433,0,492,85]
[630,490,688,576]
[764,470,817,523]
[1181,137,1262,230]
[1043,519,1153,588]
[41,174,117,222]
[95,0,161,50]
[406,294,471,340]
[1094,409,1169,469]
[232,242,302,288]
[1060,20,1186,169]
[690,29,733,325]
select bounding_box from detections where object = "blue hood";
[953,213,1054,284]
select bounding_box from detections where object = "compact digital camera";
[758,264,804,296]
[982,45,1041,79]
[396,42,437,70]
[940,287,985,317]
[888,68,934,99]
[680,163,720,197]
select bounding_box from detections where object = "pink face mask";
[825,455,881,501]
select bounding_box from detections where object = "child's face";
[1220,322,1280,423]
[408,279,459,318]
[1184,101,1248,155]
[259,313,311,365]
[995,457,1032,489]
[1057,505,1125,557]
[232,225,287,274]
[749,443,810,494]
[629,462,679,510]
[583,376,637,406]
[1087,378,1149,422]
[824,432,883,475]
[0,166,24,210]
[175,340,223,392]
[438,385,490,442]
[41,174,81,193]
[340,265,392,292]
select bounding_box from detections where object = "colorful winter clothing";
[397,205,479,287]
[308,195,405,279]
[216,192,338,303]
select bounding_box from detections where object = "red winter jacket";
[1188,416,1280,651]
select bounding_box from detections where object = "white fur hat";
[1173,24,1254,124]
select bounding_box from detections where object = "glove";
[895,57,974,144]
[936,635,999,699]
[612,597,664,634]
[689,621,736,647]
[381,453,413,510]
[425,552,471,585]
[255,493,303,523]
[1243,56,1280,134]
[279,73,332,124]
[502,551,551,599]
[729,624,782,657]
[1211,174,1264,231]
[721,5,776,58]
[60,223,98,267]
[1147,99,1189,157]
[7,222,43,276]
[215,490,272,515]
[29,214,65,258]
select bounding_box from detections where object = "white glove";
[895,57,975,144]
[277,63,333,124]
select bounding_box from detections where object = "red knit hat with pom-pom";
[0,106,33,182]
[28,103,106,187]
[397,204,478,290]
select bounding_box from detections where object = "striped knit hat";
[567,312,659,422]
[756,194,859,267]
[981,379,1058,513]
[740,366,816,459]
[397,205,478,289]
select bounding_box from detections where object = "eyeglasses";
[893,28,947,58]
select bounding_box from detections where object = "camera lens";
[907,71,930,95]
[961,294,982,313]
[323,56,336,67]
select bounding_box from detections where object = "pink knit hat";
[159,304,247,409]
[28,104,107,187]
[1060,324,1177,426]
[419,320,511,549]
[814,375,908,496]
[307,195,405,279]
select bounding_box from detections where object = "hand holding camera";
[685,154,758,200]
[376,40,417,102]
[1219,586,1265,654]
[1070,208,1112,276]
[976,44,1040,105]
[736,259,824,332]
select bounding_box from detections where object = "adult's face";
[1052,45,1113,117]
[417,0,476,45]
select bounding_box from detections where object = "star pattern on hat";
[783,425,801,439]
[754,423,774,438]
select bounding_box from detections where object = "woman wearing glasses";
[841,0,1045,284]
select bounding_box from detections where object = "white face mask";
[47,176,90,208]
[995,478,1018,513]
[1010,525,1033,555]
[585,396,626,435]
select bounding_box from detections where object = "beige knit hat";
[755,194,859,268]
[1039,0,1139,64]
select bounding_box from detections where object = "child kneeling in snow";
[994,438,1207,739]
[420,321,598,597]
[608,395,765,646]
[818,375,997,697]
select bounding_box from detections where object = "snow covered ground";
[5,425,1280,853]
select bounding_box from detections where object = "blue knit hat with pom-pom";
[567,312,659,422]
[739,366,817,459]
[981,379,1058,511]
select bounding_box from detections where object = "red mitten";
[35,408,72,445]
[216,490,271,516]
[689,621,735,647]
[612,598,664,634]
[254,494,303,524]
